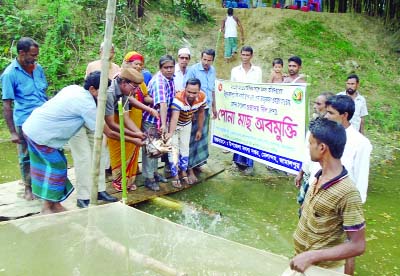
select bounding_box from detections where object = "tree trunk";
[329,0,336,12]
[138,0,145,18]
[338,0,347,13]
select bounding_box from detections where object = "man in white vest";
[220,8,244,62]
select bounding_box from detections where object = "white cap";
[178,47,191,57]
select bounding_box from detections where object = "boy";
[269,58,284,83]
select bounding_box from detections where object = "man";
[283,56,306,83]
[324,95,372,204]
[174,47,191,91]
[184,49,217,184]
[221,8,244,62]
[337,74,368,134]
[85,42,120,79]
[166,78,207,188]
[295,92,334,205]
[324,95,372,275]
[284,118,366,275]
[69,42,120,208]
[1,37,48,200]
[104,67,146,146]
[230,46,262,175]
[21,72,109,214]
[142,55,176,191]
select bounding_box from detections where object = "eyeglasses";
[127,81,140,90]
[179,56,190,60]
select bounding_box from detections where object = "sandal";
[128,183,137,191]
[180,176,192,186]
[171,179,182,188]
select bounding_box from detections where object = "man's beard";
[346,88,356,95]
[25,61,36,74]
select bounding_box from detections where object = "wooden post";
[90,0,117,205]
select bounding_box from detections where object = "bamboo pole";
[118,99,128,203]
[90,0,117,205]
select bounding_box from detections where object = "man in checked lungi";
[22,71,112,214]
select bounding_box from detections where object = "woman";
[109,51,157,191]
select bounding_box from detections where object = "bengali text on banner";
[210,79,307,175]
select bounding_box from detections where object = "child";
[269,58,284,83]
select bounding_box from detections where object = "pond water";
[1,141,399,275]
[136,156,400,276]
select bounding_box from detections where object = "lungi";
[188,112,210,169]
[26,136,74,202]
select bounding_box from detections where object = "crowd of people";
[2,9,372,274]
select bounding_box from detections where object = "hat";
[124,51,144,63]
[178,47,191,57]
[120,68,144,84]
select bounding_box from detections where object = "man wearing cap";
[142,55,176,191]
[104,67,146,146]
[174,48,191,91]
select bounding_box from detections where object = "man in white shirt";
[323,95,372,204]
[230,46,262,175]
[174,47,191,91]
[337,74,368,134]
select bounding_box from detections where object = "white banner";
[211,79,307,175]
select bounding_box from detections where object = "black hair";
[325,95,355,121]
[347,74,359,83]
[17,37,39,53]
[159,55,175,69]
[241,46,253,55]
[272,58,284,66]
[288,56,302,66]
[201,49,216,60]
[227,8,234,16]
[185,78,201,89]
[309,117,346,159]
[84,71,111,90]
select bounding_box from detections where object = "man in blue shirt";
[184,49,217,184]
[1,37,48,200]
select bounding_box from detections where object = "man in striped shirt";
[142,55,176,191]
[165,78,207,188]
[285,118,365,275]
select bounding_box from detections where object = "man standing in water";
[283,56,306,83]
[184,49,217,184]
[337,74,368,135]
[284,118,366,275]
[1,37,48,200]
[230,46,262,175]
